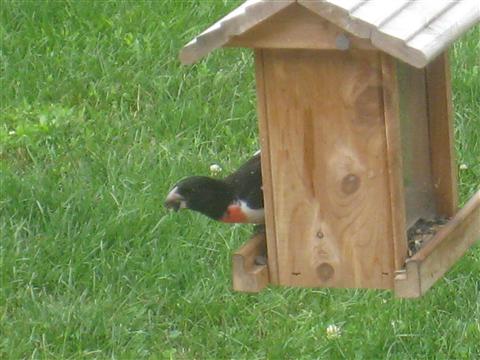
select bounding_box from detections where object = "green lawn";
[1,1,479,359]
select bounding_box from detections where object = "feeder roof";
[180,0,480,68]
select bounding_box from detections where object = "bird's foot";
[252,224,267,265]
[254,255,267,266]
[253,224,266,234]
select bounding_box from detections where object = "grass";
[0,1,479,358]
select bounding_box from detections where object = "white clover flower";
[8,130,16,135]
[391,320,403,329]
[326,324,342,339]
[459,164,468,170]
[209,163,223,175]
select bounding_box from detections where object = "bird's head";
[164,176,234,220]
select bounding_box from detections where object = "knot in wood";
[341,174,360,195]
[316,263,334,282]
[316,230,324,239]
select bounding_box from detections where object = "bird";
[164,152,264,224]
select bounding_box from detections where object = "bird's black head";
[164,176,234,220]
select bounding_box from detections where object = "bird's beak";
[164,188,185,212]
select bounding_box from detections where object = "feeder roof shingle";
[180,0,480,68]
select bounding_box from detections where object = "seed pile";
[407,218,449,256]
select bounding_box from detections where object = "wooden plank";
[232,232,269,292]
[262,49,395,289]
[326,0,364,11]
[406,0,480,67]
[350,0,409,27]
[393,267,421,299]
[300,0,479,68]
[254,50,279,284]
[375,0,454,43]
[179,0,294,64]
[299,0,369,38]
[396,61,436,227]
[380,53,408,272]
[370,0,456,68]
[395,190,480,298]
[349,0,410,39]
[180,0,479,67]
[227,4,374,50]
[426,52,458,217]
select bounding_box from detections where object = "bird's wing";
[224,153,263,209]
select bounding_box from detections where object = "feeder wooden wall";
[228,4,480,297]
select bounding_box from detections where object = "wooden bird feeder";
[180,0,480,298]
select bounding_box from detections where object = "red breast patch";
[220,205,247,223]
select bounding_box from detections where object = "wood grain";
[180,0,294,65]
[299,0,367,37]
[227,4,374,50]
[348,0,411,38]
[371,0,455,53]
[181,0,479,67]
[380,53,408,272]
[405,1,480,67]
[298,0,479,68]
[254,49,279,284]
[426,52,458,217]
[396,61,436,227]
[395,190,480,298]
[261,49,395,289]
[232,232,269,292]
